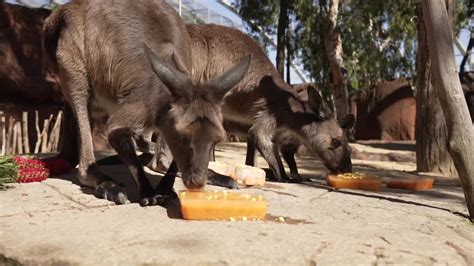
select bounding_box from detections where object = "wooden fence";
[0,108,62,156]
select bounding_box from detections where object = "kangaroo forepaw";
[263,169,292,183]
[146,158,170,174]
[288,173,311,183]
[139,190,177,207]
[207,170,240,189]
[95,181,129,204]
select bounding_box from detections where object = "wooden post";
[40,114,53,153]
[12,120,18,155]
[34,111,41,153]
[15,121,23,154]
[6,116,14,155]
[1,113,5,156]
[22,111,30,154]
[422,0,474,220]
[48,110,62,152]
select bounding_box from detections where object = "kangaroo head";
[145,45,251,189]
[301,87,355,173]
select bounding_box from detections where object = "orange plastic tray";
[327,173,381,191]
[386,177,434,191]
[179,190,267,221]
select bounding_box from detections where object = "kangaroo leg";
[245,136,257,166]
[154,133,173,172]
[59,66,128,204]
[145,133,172,173]
[106,104,158,205]
[42,102,79,171]
[141,160,179,206]
[249,121,289,182]
[210,146,215,162]
[281,144,309,182]
[56,103,79,166]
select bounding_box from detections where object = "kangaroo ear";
[144,44,190,98]
[340,114,355,130]
[207,55,252,101]
[307,87,330,120]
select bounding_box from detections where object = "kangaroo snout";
[182,174,207,190]
[326,158,352,174]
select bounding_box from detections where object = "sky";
[5,0,473,82]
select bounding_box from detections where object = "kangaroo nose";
[342,158,352,173]
[183,175,206,189]
[327,158,352,174]
[344,163,352,173]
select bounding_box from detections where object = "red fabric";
[42,159,72,175]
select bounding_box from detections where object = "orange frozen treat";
[179,190,267,221]
[386,177,434,191]
[327,172,381,191]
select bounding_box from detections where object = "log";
[22,111,30,153]
[422,0,474,220]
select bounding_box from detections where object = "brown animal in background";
[43,0,250,205]
[226,83,333,181]
[152,24,355,182]
[0,2,61,106]
[0,2,115,152]
[0,3,66,156]
[352,78,416,141]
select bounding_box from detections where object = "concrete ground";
[0,142,472,265]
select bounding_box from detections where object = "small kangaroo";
[43,1,250,205]
[151,24,354,182]
[231,83,334,181]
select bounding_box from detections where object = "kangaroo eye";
[331,138,342,148]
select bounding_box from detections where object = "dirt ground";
[0,141,472,265]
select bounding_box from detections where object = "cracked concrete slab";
[0,182,83,218]
[0,142,473,265]
[41,165,166,208]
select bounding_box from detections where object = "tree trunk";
[40,115,53,153]
[21,112,30,154]
[422,0,474,220]
[47,110,62,152]
[286,28,291,84]
[34,110,42,153]
[416,1,457,177]
[15,121,23,154]
[6,117,14,155]
[276,0,289,78]
[324,0,349,120]
[12,121,18,154]
[1,113,5,156]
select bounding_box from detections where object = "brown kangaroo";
[151,24,354,182]
[43,1,250,205]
